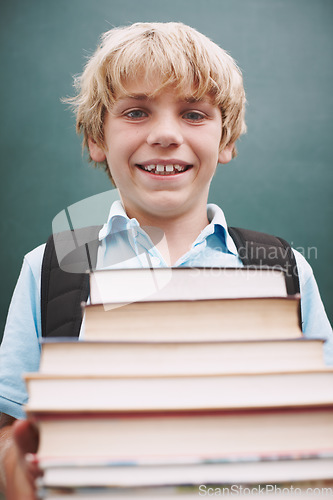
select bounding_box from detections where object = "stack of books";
[24,267,333,499]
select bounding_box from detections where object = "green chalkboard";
[1,0,332,342]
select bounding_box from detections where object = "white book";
[40,456,333,488]
[89,267,288,306]
[25,370,333,412]
[39,338,325,376]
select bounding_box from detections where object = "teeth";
[139,164,188,174]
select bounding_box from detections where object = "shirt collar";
[98,200,138,241]
[98,201,238,256]
[198,203,238,255]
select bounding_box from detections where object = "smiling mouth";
[135,164,192,175]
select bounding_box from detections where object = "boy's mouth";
[135,163,192,175]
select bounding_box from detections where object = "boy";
[0,22,332,499]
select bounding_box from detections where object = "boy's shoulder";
[24,243,46,281]
[291,248,315,286]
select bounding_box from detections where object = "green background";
[1,0,332,342]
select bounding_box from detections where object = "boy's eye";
[183,111,205,121]
[125,109,147,119]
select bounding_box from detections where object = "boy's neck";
[126,205,210,266]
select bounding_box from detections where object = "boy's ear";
[218,143,234,164]
[88,137,107,163]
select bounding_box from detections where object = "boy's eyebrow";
[183,96,206,103]
[119,93,151,101]
[117,94,208,104]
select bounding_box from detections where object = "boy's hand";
[2,418,41,500]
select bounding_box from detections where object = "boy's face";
[89,78,233,224]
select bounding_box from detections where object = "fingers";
[12,419,43,489]
[2,420,41,500]
[25,453,43,482]
[12,419,39,455]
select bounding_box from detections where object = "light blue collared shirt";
[0,202,332,419]
[97,201,242,270]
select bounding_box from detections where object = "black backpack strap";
[41,226,102,338]
[228,227,300,296]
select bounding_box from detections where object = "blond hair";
[68,22,246,175]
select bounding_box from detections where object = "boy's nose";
[146,117,184,148]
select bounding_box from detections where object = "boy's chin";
[143,198,199,221]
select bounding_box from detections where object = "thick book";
[89,267,288,305]
[25,369,333,412]
[37,482,333,500]
[28,407,333,464]
[39,338,325,376]
[83,296,302,342]
[39,456,333,488]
